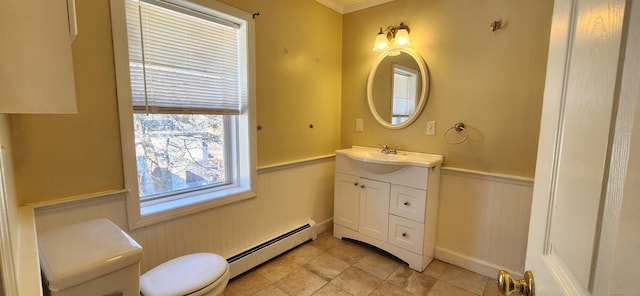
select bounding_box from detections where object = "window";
[391,64,419,125]
[111,0,256,228]
[134,113,226,201]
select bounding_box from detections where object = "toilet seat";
[140,253,229,296]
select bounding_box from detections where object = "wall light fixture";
[373,22,411,51]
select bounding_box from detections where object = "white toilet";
[38,218,230,296]
[140,252,230,296]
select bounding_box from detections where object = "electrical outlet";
[426,121,436,135]
[355,119,364,132]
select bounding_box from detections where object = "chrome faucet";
[381,145,398,154]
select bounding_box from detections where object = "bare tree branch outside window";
[133,113,226,200]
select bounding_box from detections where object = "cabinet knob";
[403,201,410,206]
[354,182,359,186]
[402,232,407,237]
[360,185,365,188]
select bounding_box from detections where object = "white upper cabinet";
[0,0,77,114]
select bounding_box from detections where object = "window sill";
[130,186,256,229]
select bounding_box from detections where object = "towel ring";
[444,122,468,144]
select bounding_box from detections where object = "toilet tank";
[38,218,143,296]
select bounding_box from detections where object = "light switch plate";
[356,119,364,132]
[426,121,436,135]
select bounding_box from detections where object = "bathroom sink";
[335,146,443,174]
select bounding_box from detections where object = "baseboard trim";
[435,246,524,279]
[228,220,317,278]
[315,218,333,234]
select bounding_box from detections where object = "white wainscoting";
[436,167,534,278]
[33,158,533,280]
[34,157,336,273]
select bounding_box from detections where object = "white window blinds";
[125,0,243,114]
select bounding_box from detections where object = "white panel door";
[519,0,640,294]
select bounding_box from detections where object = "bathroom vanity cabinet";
[333,148,442,272]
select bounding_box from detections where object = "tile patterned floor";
[223,230,502,296]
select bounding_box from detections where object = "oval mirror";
[367,48,429,129]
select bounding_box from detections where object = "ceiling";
[315,0,394,14]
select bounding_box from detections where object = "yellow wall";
[341,0,553,177]
[10,0,124,205]
[212,0,343,164]
[9,0,343,204]
[8,0,552,204]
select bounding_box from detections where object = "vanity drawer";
[388,215,424,254]
[389,185,426,222]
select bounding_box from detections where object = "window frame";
[110,0,257,229]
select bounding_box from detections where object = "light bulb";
[393,28,411,47]
[373,32,389,51]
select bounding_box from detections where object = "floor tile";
[386,265,438,296]
[427,280,478,296]
[274,265,327,296]
[283,242,325,265]
[252,286,289,296]
[256,254,298,282]
[225,271,272,296]
[354,252,402,280]
[331,266,383,296]
[311,283,352,296]
[305,253,350,281]
[224,230,498,296]
[326,240,372,265]
[483,279,503,296]
[310,231,344,251]
[423,259,449,278]
[370,282,415,296]
[439,264,489,295]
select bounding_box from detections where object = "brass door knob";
[497,270,534,296]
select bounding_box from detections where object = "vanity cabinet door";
[358,178,390,242]
[334,173,361,231]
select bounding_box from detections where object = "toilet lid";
[38,219,143,291]
[140,253,228,296]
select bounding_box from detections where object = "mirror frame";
[366,48,429,129]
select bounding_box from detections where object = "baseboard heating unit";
[227,220,317,278]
